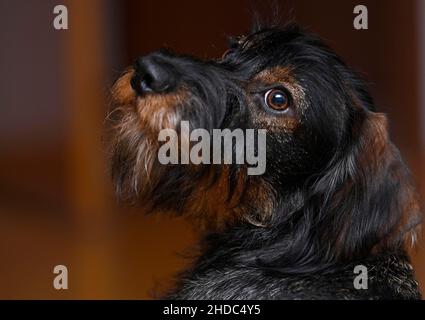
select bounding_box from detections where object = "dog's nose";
[131,54,179,95]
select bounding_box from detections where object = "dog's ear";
[306,110,422,261]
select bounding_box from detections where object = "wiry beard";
[106,63,275,230]
[107,69,187,206]
[109,108,159,201]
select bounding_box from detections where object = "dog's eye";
[264,89,289,111]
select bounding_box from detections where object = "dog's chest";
[170,254,421,300]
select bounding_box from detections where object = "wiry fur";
[108,23,422,299]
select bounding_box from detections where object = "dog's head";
[108,24,421,265]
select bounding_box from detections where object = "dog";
[108,22,422,299]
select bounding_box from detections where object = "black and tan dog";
[108,23,422,299]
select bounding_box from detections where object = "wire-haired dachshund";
[108,22,422,299]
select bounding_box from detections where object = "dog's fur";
[108,23,422,299]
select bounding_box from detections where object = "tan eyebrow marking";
[254,66,295,85]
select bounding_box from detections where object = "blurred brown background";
[0,0,424,299]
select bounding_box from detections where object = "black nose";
[131,54,179,95]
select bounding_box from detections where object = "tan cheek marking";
[183,166,247,231]
[183,167,275,231]
[238,177,275,225]
[253,111,299,132]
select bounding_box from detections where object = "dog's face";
[108,25,367,224]
[108,25,420,245]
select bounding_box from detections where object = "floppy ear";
[307,109,422,261]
